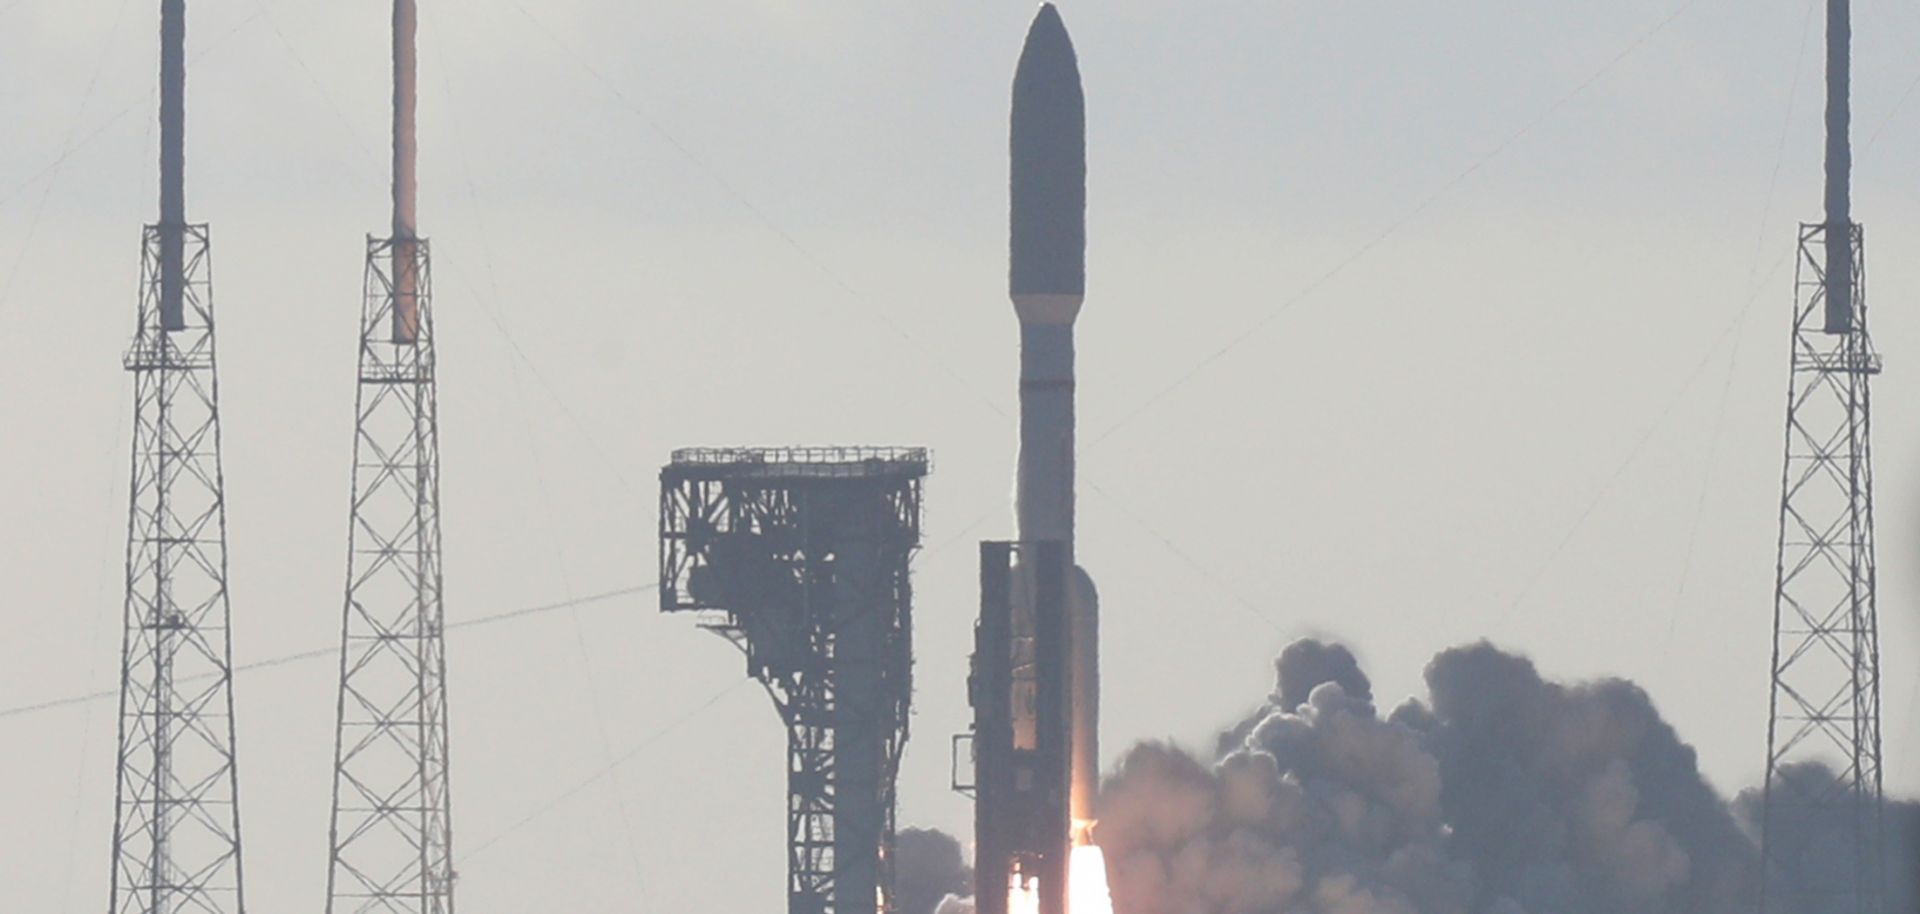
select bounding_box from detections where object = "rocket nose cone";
[1018,4,1079,84]
[1031,4,1066,35]
[1011,2,1086,306]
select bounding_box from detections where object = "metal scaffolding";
[324,236,453,914]
[660,447,929,914]
[110,222,249,914]
[1760,221,1885,914]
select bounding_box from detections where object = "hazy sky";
[3,1,1918,911]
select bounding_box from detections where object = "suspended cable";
[455,677,754,864]
[0,584,655,722]
[1082,0,1713,454]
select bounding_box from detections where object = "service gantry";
[660,446,929,914]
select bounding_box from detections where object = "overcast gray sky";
[2,1,1918,911]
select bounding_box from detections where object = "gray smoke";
[896,827,973,914]
[1731,763,1920,914]
[1095,639,1914,914]
[1216,640,1373,758]
[932,897,978,914]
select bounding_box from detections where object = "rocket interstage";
[1010,3,1099,845]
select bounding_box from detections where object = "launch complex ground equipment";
[660,447,929,914]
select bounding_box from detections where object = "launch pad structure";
[659,446,929,914]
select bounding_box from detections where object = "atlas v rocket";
[967,7,1098,914]
[1009,2,1099,843]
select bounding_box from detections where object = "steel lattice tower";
[324,2,454,912]
[107,2,250,913]
[1759,2,1885,912]
[660,447,928,914]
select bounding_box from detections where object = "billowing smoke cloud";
[1095,639,1915,914]
[896,827,973,914]
[1731,763,1920,914]
[1216,640,1373,757]
[932,896,978,914]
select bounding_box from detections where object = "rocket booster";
[1010,3,1098,840]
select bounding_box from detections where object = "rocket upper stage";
[1010,3,1086,326]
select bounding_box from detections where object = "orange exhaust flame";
[1009,873,1041,914]
[1069,844,1113,914]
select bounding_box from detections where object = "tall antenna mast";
[323,0,455,910]
[158,0,186,329]
[1823,0,1853,333]
[1759,0,1886,910]
[108,0,251,911]
[391,0,420,341]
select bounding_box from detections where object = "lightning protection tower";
[1760,1,1886,912]
[323,2,454,912]
[107,2,250,913]
[660,447,929,914]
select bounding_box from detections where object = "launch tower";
[1759,2,1886,912]
[107,2,251,912]
[659,446,928,914]
[323,2,455,912]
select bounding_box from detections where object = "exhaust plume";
[1093,639,1915,914]
[1733,763,1920,913]
[897,827,974,914]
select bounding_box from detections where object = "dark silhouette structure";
[660,447,928,914]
